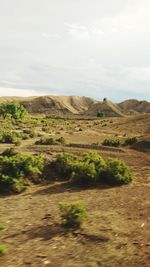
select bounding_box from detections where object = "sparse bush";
[52,153,77,178]
[35,137,66,145]
[82,152,106,178]
[72,162,97,185]
[102,138,120,147]
[42,127,49,133]
[9,179,26,193]
[0,153,45,193]
[23,129,37,138]
[102,158,132,185]
[14,139,21,146]
[124,137,138,146]
[71,152,106,185]
[97,112,105,118]
[0,132,22,145]
[0,244,8,256]
[51,152,132,186]
[92,142,99,146]
[59,202,87,228]
[56,136,66,145]
[1,147,18,157]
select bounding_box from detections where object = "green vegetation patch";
[51,152,132,186]
[0,153,45,194]
[0,244,8,256]
[35,136,66,145]
[102,137,120,147]
[124,137,138,146]
[0,102,28,122]
[59,202,87,228]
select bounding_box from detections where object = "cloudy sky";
[0,0,150,101]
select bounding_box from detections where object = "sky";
[0,0,150,102]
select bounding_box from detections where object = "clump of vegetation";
[0,102,28,122]
[72,161,97,185]
[0,129,35,145]
[35,136,66,145]
[0,244,8,256]
[1,147,18,157]
[102,137,120,147]
[0,153,45,193]
[51,152,132,186]
[124,137,138,146]
[0,132,21,145]
[102,158,132,185]
[51,153,77,178]
[72,152,106,185]
[56,136,66,145]
[59,202,87,228]
[97,112,105,118]
[23,129,37,138]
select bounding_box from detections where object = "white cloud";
[0,87,45,97]
[90,27,104,36]
[42,32,61,39]
[111,27,119,33]
[65,23,105,40]
[65,23,90,40]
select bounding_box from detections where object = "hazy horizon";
[0,0,150,101]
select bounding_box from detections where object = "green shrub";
[35,136,66,145]
[71,162,97,185]
[71,152,106,185]
[51,152,132,186]
[97,112,105,118]
[1,147,18,157]
[102,158,132,185]
[23,129,37,138]
[124,137,138,146]
[59,202,87,228]
[52,153,77,178]
[35,137,58,145]
[56,136,66,145]
[82,152,106,172]
[0,153,45,193]
[102,138,120,147]
[14,139,21,146]
[0,244,8,256]
[9,179,26,193]
[0,102,28,122]
[0,132,22,145]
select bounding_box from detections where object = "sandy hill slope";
[20,95,97,115]
[118,99,150,114]
[0,96,37,103]
[85,99,125,117]
[0,95,150,116]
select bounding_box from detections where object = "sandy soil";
[0,115,150,267]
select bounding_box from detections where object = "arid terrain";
[0,98,150,267]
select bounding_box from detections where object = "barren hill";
[85,99,125,117]
[15,95,97,115]
[118,99,150,114]
[0,95,150,116]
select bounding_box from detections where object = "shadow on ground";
[31,181,113,196]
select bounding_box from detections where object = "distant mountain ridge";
[0,95,149,116]
[118,99,150,114]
